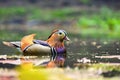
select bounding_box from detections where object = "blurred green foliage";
[0,7,76,21]
[0,7,25,15]
[0,7,26,20]
[77,7,120,39]
[17,63,74,80]
[0,30,24,40]
[0,6,120,39]
[16,63,120,80]
[28,7,75,21]
[0,29,51,40]
[80,0,90,4]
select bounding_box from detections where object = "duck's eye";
[59,32,62,35]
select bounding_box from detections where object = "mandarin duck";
[3,29,70,67]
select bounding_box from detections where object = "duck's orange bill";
[21,34,36,51]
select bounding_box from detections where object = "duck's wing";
[33,40,50,47]
[2,40,50,52]
[3,39,57,60]
[2,40,49,48]
[25,40,57,60]
[21,39,51,56]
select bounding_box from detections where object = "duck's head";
[48,30,70,42]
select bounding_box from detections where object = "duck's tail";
[3,41,21,48]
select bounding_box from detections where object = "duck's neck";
[46,39,64,48]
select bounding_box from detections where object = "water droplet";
[82,41,86,46]
[91,42,96,46]
[106,52,108,54]
[117,48,119,51]
[74,38,78,42]
[117,51,119,54]
[116,42,119,45]
[97,45,101,49]
[103,41,108,45]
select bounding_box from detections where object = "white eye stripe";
[62,30,67,36]
[58,30,67,35]
[59,32,62,35]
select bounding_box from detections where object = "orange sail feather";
[21,34,36,51]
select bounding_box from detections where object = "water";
[0,38,120,67]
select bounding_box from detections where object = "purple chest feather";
[56,47,65,54]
